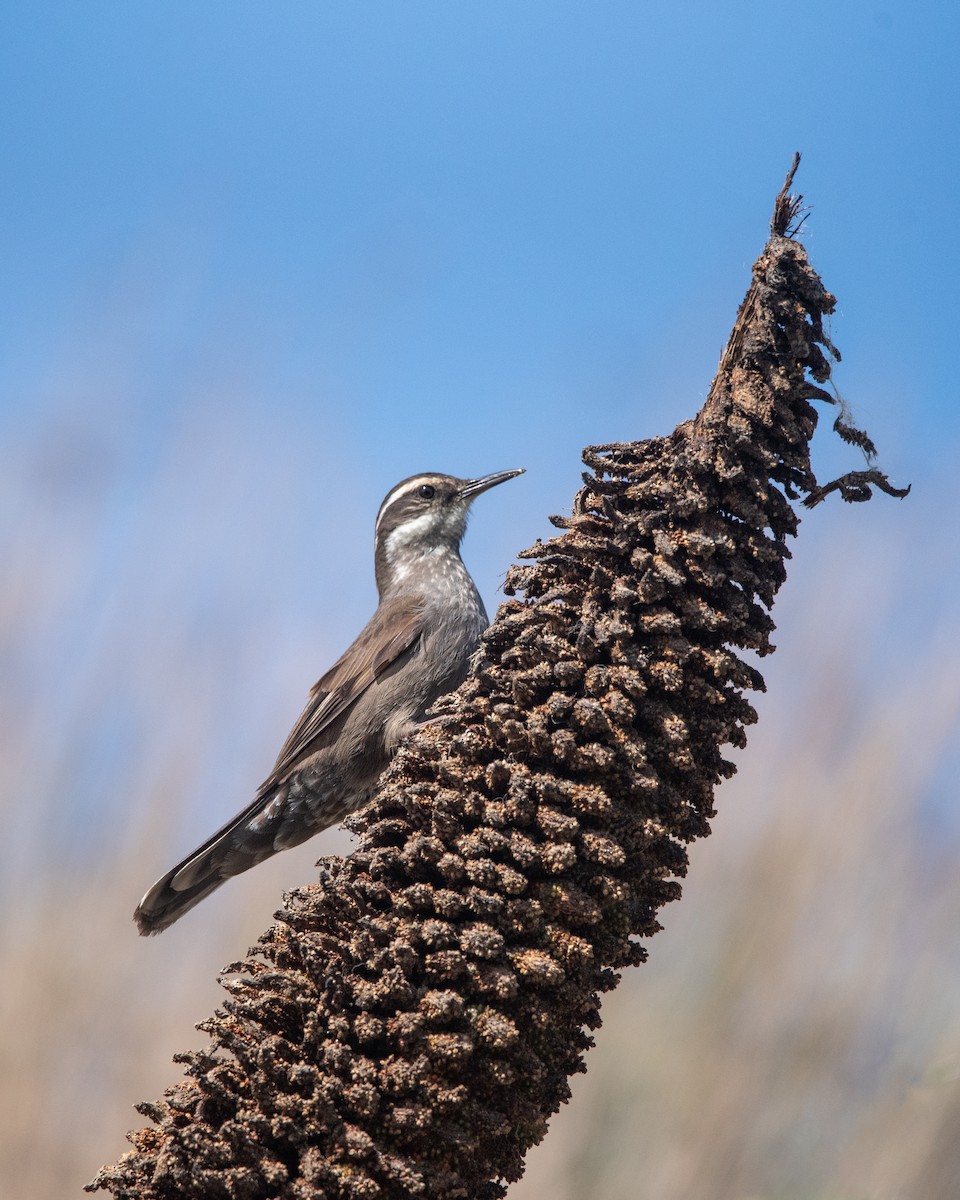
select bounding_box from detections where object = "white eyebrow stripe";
[375,482,416,532]
[375,477,438,532]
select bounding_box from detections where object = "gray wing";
[255,593,427,797]
[133,594,425,934]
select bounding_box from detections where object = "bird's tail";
[134,790,292,935]
[134,865,232,936]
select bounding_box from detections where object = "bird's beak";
[458,468,525,501]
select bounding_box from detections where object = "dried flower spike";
[88,157,905,1200]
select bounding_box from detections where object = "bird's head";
[373,469,523,594]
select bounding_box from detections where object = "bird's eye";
[417,484,435,499]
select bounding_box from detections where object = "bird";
[134,468,524,935]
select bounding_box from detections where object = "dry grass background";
[2,364,958,1199]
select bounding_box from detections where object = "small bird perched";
[135,468,523,935]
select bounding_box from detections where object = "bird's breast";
[405,563,487,699]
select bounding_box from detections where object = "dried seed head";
[89,163,904,1200]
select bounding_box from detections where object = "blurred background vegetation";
[2,4,959,1197]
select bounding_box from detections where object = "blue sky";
[3,3,955,478]
[1,3,957,881]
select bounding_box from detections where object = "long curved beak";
[458,468,525,500]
